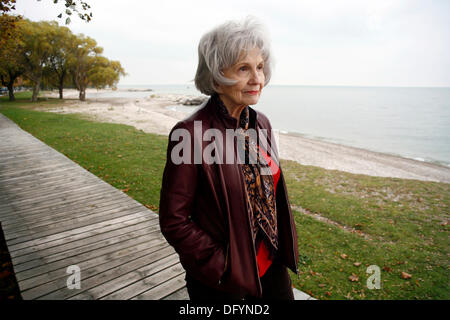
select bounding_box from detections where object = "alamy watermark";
[170,121,281,175]
[366,265,381,289]
[66,265,81,289]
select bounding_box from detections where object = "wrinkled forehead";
[234,47,265,64]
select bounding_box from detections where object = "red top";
[256,145,280,277]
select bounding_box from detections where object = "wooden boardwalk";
[0,113,188,300]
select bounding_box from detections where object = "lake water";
[111,84,450,167]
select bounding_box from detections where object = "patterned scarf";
[214,94,278,256]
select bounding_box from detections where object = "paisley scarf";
[214,94,278,257]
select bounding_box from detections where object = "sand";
[39,88,450,184]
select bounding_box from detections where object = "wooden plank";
[13,228,163,275]
[18,238,170,292]
[7,212,155,253]
[98,257,182,300]
[22,244,174,300]
[0,168,94,190]
[4,201,146,236]
[0,165,77,184]
[0,187,127,221]
[162,287,189,300]
[0,174,105,196]
[0,154,62,169]
[64,252,180,300]
[15,231,167,282]
[9,215,157,257]
[0,188,128,220]
[132,272,187,300]
[7,210,154,246]
[2,195,136,230]
[0,162,76,179]
[5,204,149,243]
[13,219,160,265]
[0,167,90,189]
[0,180,113,206]
[0,173,95,194]
[0,149,55,160]
[0,183,107,209]
[3,196,143,232]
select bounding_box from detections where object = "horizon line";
[118,83,450,89]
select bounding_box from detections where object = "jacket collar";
[208,92,258,130]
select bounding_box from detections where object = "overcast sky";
[14,0,450,87]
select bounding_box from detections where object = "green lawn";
[1,92,448,300]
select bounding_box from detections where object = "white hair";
[194,16,273,96]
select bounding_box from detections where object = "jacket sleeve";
[159,121,226,287]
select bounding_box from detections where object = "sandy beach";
[40,88,450,184]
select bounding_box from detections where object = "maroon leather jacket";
[159,95,299,298]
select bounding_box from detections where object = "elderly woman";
[159,17,298,300]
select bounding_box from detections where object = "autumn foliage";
[0,14,125,101]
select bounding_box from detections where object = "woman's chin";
[243,95,261,105]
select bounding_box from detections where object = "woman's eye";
[258,65,264,70]
[239,66,248,71]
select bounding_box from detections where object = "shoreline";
[282,130,450,169]
[38,88,450,184]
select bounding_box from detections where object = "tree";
[1,0,92,25]
[1,14,124,102]
[0,14,24,101]
[69,35,125,101]
[69,35,100,101]
[44,24,76,98]
[89,56,126,90]
[19,19,57,102]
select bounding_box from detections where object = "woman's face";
[216,47,265,112]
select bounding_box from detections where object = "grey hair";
[194,16,273,96]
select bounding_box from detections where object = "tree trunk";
[58,70,65,99]
[31,81,40,102]
[79,88,86,101]
[7,83,15,101]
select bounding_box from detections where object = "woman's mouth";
[245,91,259,95]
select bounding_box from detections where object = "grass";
[0,92,448,300]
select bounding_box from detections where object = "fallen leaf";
[401,272,412,279]
[122,188,130,193]
[340,254,348,260]
[383,266,393,272]
[354,223,364,230]
[144,204,158,211]
[353,262,361,267]
[318,284,326,288]
[348,274,359,282]
[325,291,332,297]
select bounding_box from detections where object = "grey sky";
[14,0,450,87]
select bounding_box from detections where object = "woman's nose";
[249,68,263,84]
